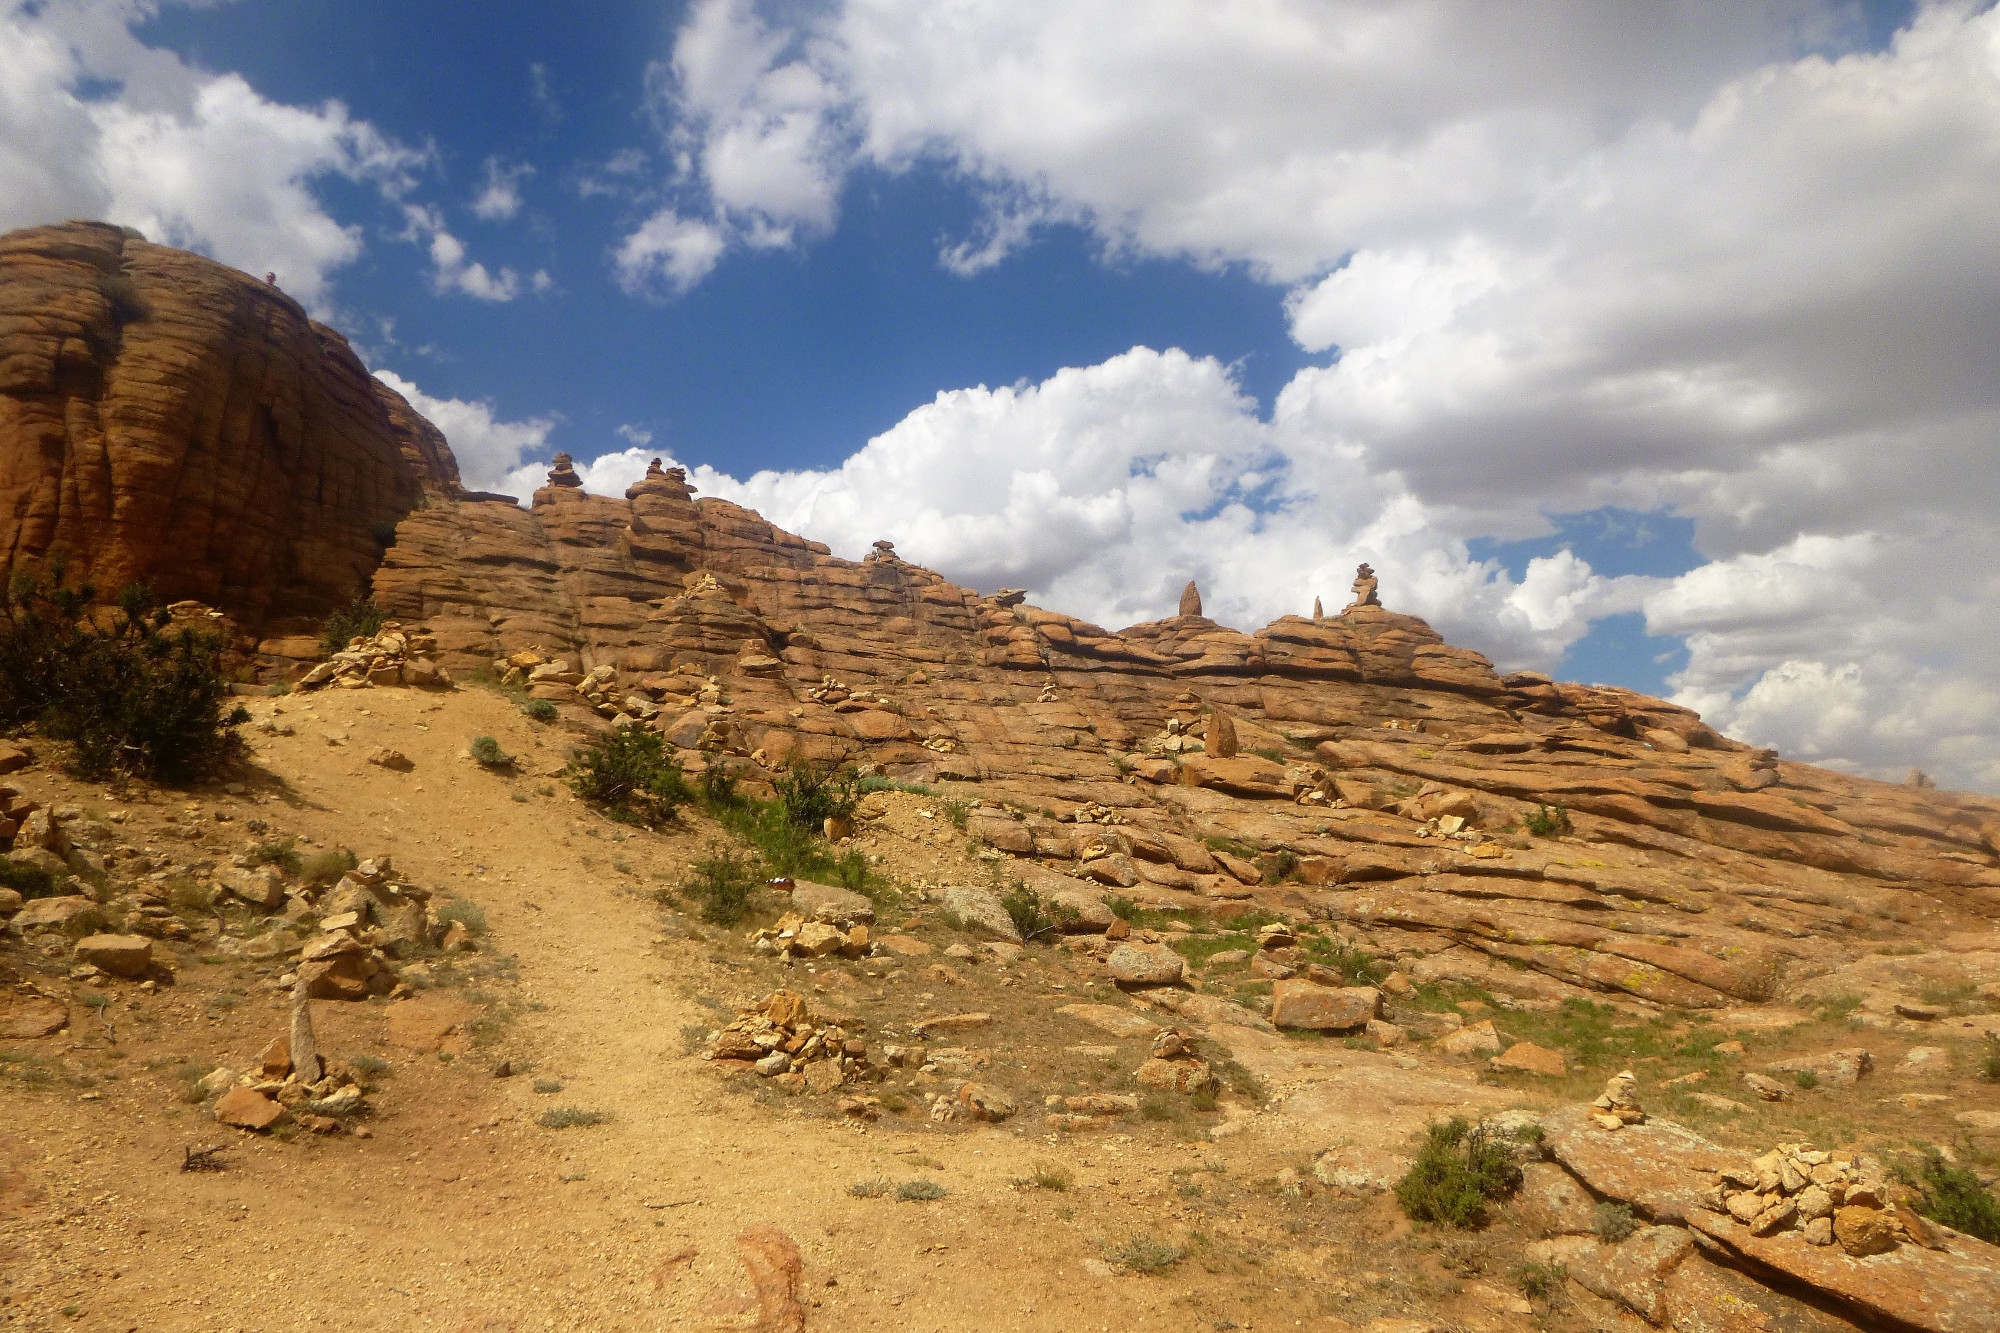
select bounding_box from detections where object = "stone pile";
[297,623,448,690]
[749,912,870,960]
[1589,1070,1647,1129]
[1133,1025,1218,1094]
[1703,1143,1935,1254]
[704,989,881,1095]
[210,1038,371,1136]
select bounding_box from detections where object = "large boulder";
[1270,981,1381,1030]
[73,934,153,977]
[937,886,1020,942]
[1106,942,1186,987]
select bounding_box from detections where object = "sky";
[4,0,1998,793]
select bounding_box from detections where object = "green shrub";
[1256,848,1301,883]
[249,838,302,875]
[683,842,759,926]
[1000,885,1078,942]
[1303,934,1386,986]
[520,698,557,722]
[435,899,487,936]
[698,760,742,809]
[894,1179,947,1202]
[848,1179,892,1198]
[300,847,357,886]
[537,1106,606,1129]
[0,565,246,781]
[1523,804,1573,837]
[564,727,690,825]
[1902,1150,2000,1244]
[1793,1069,1819,1090]
[939,799,970,831]
[774,754,860,830]
[1981,1034,2000,1084]
[1592,1201,1637,1243]
[0,859,66,901]
[1513,1259,1567,1303]
[1394,1118,1521,1229]
[1105,1234,1183,1274]
[469,735,512,767]
[319,595,386,655]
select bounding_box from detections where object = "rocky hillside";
[4,220,1998,1015]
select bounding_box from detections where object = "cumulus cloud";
[399,204,544,301]
[373,370,554,494]
[0,0,426,306]
[470,157,532,221]
[590,0,2000,788]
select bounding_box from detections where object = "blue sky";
[5,0,1996,790]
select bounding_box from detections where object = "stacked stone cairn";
[1702,1143,1942,1254]
[1589,1070,1647,1129]
[704,989,881,1101]
[297,623,447,690]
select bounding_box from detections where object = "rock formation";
[1178,580,1203,618]
[5,223,1999,1018]
[0,221,459,640]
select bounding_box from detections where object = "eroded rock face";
[0,222,457,645]
[7,224,2000,1024]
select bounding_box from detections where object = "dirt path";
[3,685,1542,1332]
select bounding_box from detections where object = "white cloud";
[373,370,554,494]
[602,0,2000,788]
[399,204,531,301]
[470,157,532,221]
[0,0,426,307]
[616,424,655,446]
[613,208,728,295]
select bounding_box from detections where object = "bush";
[435,898,487,936]
[564,727,690,825]
[848,1179,892,1198]
[999,885,1078,942]
[1394,1118,1522,1229]
[1105,1234,1183,1274]
[894,1179,947,1202]
[1523,804,1573,837]
[1903,1150,2000,1244]
[0,859,66,901]
[1592,1201,1637,1243]
[683,842,759,926]
[698,760,742,809]
[0,565,247,782]
[520,698,557,722]
[248,838,302,875]
[536,1106,607,1129]
[300,847,357,886]
[1513,1259,1568,1303]
[469,735,512,768]
[319,595,386,655]
[1980,1034,2000,1084]
[773,754,859,831]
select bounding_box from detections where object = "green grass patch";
[537,1106,606,1129]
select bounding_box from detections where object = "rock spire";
[1178,580,1203,618]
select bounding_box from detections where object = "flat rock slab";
[1540,1105,1741,1223]
[384,994,476,1053]
[0,997,68,1039]
[74,933,152,977]
[1270,981,1380,1030]
[1106,941,1185,986]
[1687,1205,2000,1333]
[790,879,874,926]
[213,1086,288,1131]
[1056,1003,1163,1040]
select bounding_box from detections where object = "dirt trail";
[7,686,1502,1332]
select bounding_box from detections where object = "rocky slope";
[4,220,1998,1019]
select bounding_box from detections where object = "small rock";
[1106,942,1185,987]
[1802,1215,1835,1246]
[214,1085,288,1131]
[1435,1019,1504,1056]
[1134,1057,1217,1094]
[367,748,413,771]
[1270,981,1381,1031]
[1741,1073,1791,1102]
[956,1082,1015,1121]
[1490,1041,1566,1076]
[73,933,153,978]
[754,1052,791,1077]
[1834,1205,1898,1256]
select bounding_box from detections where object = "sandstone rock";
[1491,1041,1567,1076]
[0,996,67,1039]
[0,741,27,774]
[1742,1072,1792,1101]
[1056,1003,1163,1040]
[1106,942,1186,987]
[218,867,287,909]
[872,934,932,957]
[1311,1146,1408,1193]
[1270,981,1380,1030]
[1208,710,1238,759]
[74,934,152,977]
[1178,581,1203,618]
[11,895,102,934]
[955,1081,1015,1121]
[938,885,1020,941]
[1135,1057,1217,1093]
[1513,1161,1598,1235]
[214,1086,288,1131]
[367,747,413,771]
[912,1012,991,1037]
[792,922,844,958]
[1434,1019,1504,1056]
[1541,1106,1740,1224]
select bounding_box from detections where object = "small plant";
[0,859,66,901]
[1255,848,1300,883]
[698,760,742,809]
[532,1078,564,1094]
[679,1023,711,1056]
[894,1178,947,1202]
[435,899,487,936]
[1980,1034,2000,1084]
[1900,1149,2000,1244]
[774,753,860,831]
[1393,1117,1522,1229]
[939,799,970,831]
[537,1106,606,1129]
[469,735,512,767]
[1024,1162,1071,1192]
[349,1054,391,1077]
[520,698,557,722]
[1105,1234,1183,1274]
[1000,885,1079,943]
[248,838,302,875]
[319,595,386,655]
[1592,1201,1637,1243]
[565,727,691,825]
[1513,1259,1568,1304]
[299,847,357,886]
[683,842,758,926]
[848,1179,892,1198]
[1522,804,1573,837]
[1793,1069,1819,1090]
[264,680,292,696]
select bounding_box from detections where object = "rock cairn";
[704,990,881,1099]
[1134,1026,1218,1094]
[1589,1070,1646,1129]
[749,911,870,960]
[1349,562,1381,608]
[1703,1144,1938,1254]
[298,623,448,690]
